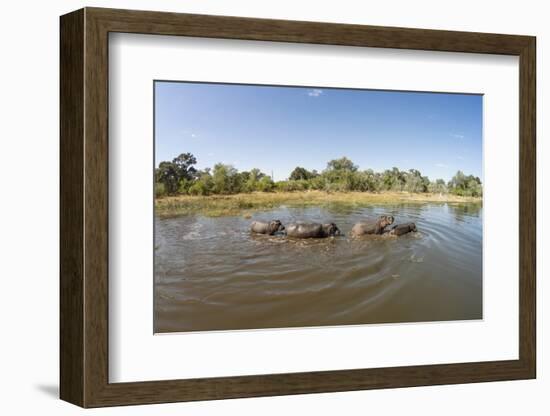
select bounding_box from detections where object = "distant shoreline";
[155,190,482,218]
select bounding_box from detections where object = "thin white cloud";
[307,89,324,97]
[221,160,240,166]
[181,129,199,139]
[450,133,465,139]
[457,156,464,160]
[436,163,448,168]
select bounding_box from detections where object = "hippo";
[388,222,417,236]
[250,220,285,235]
[285,222,341,238]
[350,215,394,236]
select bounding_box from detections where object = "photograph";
[153,81,483,333]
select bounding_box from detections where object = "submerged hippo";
[388,222,417,236]
[250,220,285,235]
[350,215,394,236]
[285,222,341,238]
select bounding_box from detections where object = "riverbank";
[155,191,482,218]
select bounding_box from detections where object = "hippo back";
[250,221,268,234]
[351,221,378,236]
[352,215,393,236]
[286,223,324,238]
[390,222,417,236]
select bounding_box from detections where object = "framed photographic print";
[60,7,536,408]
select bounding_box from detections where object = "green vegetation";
[156,191,482,218]
[155,153,483,198]
[154,153,483,217]
[156,152,197,194]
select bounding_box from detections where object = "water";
[154,203,482,333]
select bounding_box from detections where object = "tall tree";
[326,157,358,172]
[172,152,197,180]
[155,161,180,194]
[212,163,241,194]
[289,166,316,181]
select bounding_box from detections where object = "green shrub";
[155,182,166,198]
[156,154,482,197]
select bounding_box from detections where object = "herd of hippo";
[250,215,417,238]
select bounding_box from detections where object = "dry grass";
[155,191,482,218]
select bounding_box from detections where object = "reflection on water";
[154,203,482,333]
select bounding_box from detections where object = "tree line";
[155,153,482,197]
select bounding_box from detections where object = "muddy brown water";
[154,203,482,333]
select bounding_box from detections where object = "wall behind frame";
[0,0,545,415]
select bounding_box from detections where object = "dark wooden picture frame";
[60,7,536,408]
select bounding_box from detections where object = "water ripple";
[155,203,483,332]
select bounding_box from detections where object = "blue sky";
[154,81,482,182]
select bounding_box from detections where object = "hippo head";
[268,220,285,234]
[410,223,417,232]
[324,222,341,236]
[379,215,395,228]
